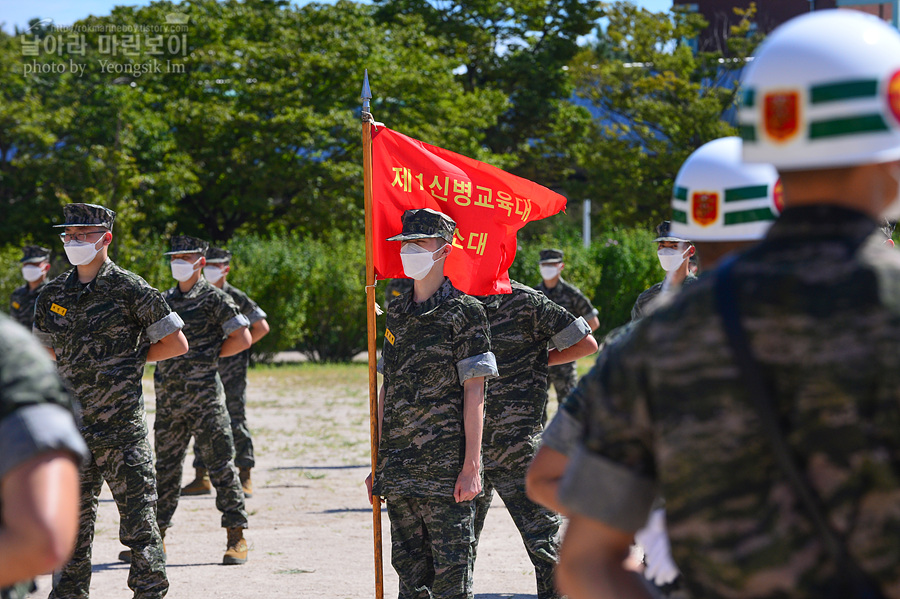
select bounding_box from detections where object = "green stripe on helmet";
[810,79,878,104]
[673,187,688,201]
[739,125,757,142]
[725,184,768,203]
[724,207,776,226]
[742,88,755,108]
[809,114,889,139]
[672,209,688,224]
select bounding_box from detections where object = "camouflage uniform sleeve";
[571,286,599,320]
[31,290,54,348]
[217,293,251,336]
[130,284,185,344]
[0,319,88,479]
[556,333,659,532]
[542,349,602,455]
[532,293,587,351]
[453,300,498,384]
[235,287,268,325]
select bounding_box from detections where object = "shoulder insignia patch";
[385,328,395,345]
[50,303,68,317]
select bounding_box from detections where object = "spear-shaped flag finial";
[361,69,371,112]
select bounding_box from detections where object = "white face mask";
[203,266,225,283]
[171,259,201,282]
[539,264,560,281]
[22,265,45,282]
[400,243,446,280]
[64,237,104,266]
[657,247,690,272]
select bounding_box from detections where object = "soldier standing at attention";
[365,208,498,599]
[153,236,252,565]
[534,249,598,413]
[472,281,598,599]
[181,247,270,498]
[554,11,900,598]
[630,223,696,321]
[1,314,87,599]
[9,246,51,329]
[33,203,188,599]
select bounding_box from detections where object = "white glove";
[634,508,680,586]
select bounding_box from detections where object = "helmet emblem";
[773,179,784,215]
[692,192,719,227]
[888,70,900,126]
[764,91,800,142]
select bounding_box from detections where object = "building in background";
[673,0,896,51]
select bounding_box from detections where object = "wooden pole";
[361,69,384,599]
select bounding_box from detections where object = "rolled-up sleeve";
[146,312,185,344]
[541,407,584,456]
[247,306,268,324]
[0,404,89,480]
[550,317,591,351]
[456,351,498,384]
[222,314,250,336]
[558,444,657,532]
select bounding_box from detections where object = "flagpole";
[361,69,384,599]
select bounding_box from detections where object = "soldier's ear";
[103,231,112,245]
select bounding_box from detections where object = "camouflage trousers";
[386,496,476,599]
[50,438,168,599]
[544,363,577,425]
[193,375,254,469]
[473,454,562,599]
[154,399,249,531]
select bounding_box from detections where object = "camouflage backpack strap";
[713,255,886,599]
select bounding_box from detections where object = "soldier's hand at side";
[454,465,481,502]
[365,473,383,505]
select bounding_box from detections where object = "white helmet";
[739,10,900,170]
[670,137,781,242]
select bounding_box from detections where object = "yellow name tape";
[385,328,395,345]
[50,303,68,316]
[11,301,20,309]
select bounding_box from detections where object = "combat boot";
[239,467,253,498]
[181,468,212,495]
[223,527,248,565]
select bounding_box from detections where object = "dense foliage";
[1,0,762,360]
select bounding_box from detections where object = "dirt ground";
[29,362,564,599]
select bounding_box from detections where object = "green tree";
[570,1,762,229]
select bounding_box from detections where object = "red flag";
[372,127,567,295]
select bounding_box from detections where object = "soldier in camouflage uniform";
[472,281,597,599]
[33,203,188,599]
[9,245,51,329]
[365,208,498,599]
[553,12,900,599]
[153,235,252,566]
[630,222,696,322]
[534,249,599,411]
[182,247,270,498]
[1,314,87,599]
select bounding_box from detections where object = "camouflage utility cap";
[206,247,232,264]
[164,235,209,256]
[20,245,50,264]
[53,203,116,230]
[539,249,564,263]
[386,208,455,243]
[653,221,690,243]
